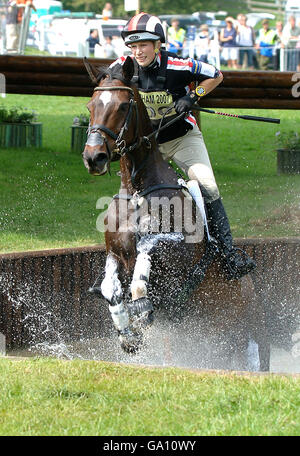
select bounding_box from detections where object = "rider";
[109,12,256,281]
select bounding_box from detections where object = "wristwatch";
[195,86,206,97]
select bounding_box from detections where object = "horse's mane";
[95,63,133,86]
[93,60,155,139]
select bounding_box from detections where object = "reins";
[88,85,184,157]
[87,84,187,187]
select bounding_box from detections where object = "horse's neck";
[119,94,179,193]
[119,144,178,194]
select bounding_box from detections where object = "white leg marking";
[101,254,122,303]
[109,303,129,331]
[131,252,151,301]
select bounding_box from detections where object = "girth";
[113,183,184,201]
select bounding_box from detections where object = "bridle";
[85,82,184,184]
[86,85,148,163]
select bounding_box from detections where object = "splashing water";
[1,270,300,373]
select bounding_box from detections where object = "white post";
[18,4,31,54]
[213,29,220,69]
[39,21,46,51]
[280,47,285,72]
[0,332,6,356]
[0,72,5,98]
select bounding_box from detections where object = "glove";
[174,93,198,114]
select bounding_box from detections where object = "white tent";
[32,0,63,10]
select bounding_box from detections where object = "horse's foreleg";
[101,254,127,329]
[129,250,154,329]
[101,254,142,353]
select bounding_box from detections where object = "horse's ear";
[83,57,99,85]
[122,56,135,83]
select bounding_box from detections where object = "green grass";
[0,357,299,436]
[0,94,299,253]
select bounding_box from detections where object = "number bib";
[139,89,177,125]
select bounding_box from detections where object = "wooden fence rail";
[1,55,300,109]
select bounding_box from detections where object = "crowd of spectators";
[166,13,300,71]
[1,2,300,71]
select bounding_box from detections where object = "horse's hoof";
[127,298,154,329]
[118,328,143,354]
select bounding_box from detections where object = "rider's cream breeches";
[159,124,220,203]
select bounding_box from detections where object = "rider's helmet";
[121,12,166,45]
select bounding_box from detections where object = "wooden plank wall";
[0,239,299,350]
[1,55,300,109]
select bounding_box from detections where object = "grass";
[0,94,299,253]
[1,95,299,437]
[0,357,299,436]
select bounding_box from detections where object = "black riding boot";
[206,198,256,280]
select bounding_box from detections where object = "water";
[6,321,300,374]
[1,270,300,373]
[7,336,300,374]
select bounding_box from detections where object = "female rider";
[108,12,256,281]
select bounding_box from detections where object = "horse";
[82,56,270,371]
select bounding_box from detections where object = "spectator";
[255,19,277,70]
[236,13,255,69]
[5,0,18,53]
[6,0,35,54]
[282,15,300,71]
[102,2,113,20]
[167,17,185,56]
[111,34,128,57]
[194,24,210,62]
[86,28,100,56]
[274,21,284,70]
[220,17,238,69]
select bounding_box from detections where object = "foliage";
[73,114,89,126]
[0,105,38,124]
[275,131,300,151]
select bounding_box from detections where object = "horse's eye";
[119,103,129,113]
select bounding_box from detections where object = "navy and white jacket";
[111,51,220,143]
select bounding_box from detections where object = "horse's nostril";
[95,153,108,165]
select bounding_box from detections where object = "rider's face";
[129,41,156,67]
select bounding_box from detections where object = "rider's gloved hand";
[174,93,198,114]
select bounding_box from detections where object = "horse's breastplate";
[138,89,177,127]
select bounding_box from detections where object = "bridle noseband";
[86,86,143,163]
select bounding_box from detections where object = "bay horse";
[82,57,270,371]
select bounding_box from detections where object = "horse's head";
[82,57,137,176]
